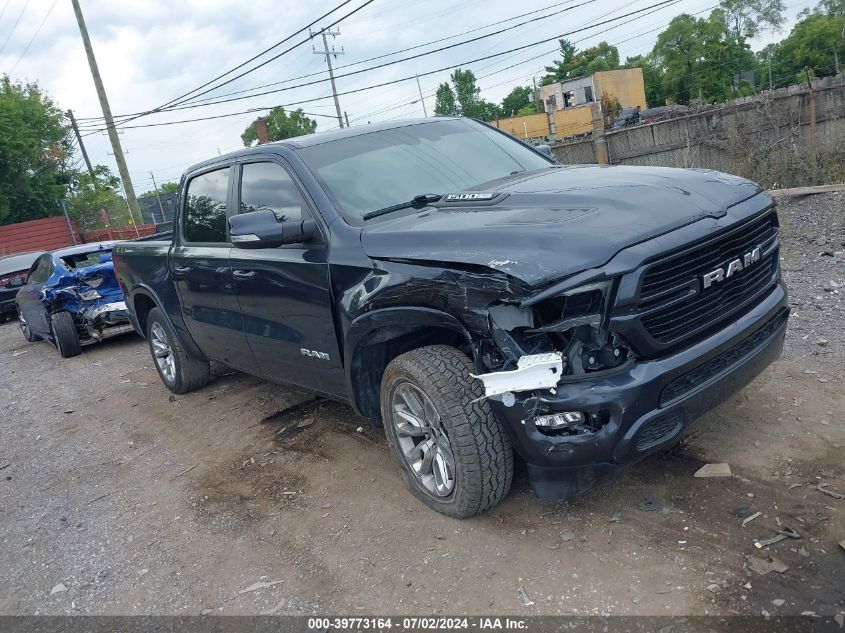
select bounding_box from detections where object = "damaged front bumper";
[483,283,789,501]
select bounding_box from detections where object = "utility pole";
[415,75,428,117]
[311,27,344,128]
[70,0,141,223]
[768,51,773,91]
[149,171,166,223]
[344,111,350,127]
[67,109,96,180]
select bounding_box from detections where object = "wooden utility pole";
[149,171,166,223]
[67,109,95,180]
[70,0,141,222]
[415,75,427,117]
[311,28,344,128]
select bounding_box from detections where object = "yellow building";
[490,68,646,141]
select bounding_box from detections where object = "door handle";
[173,265,192,276]
[232,270,256,281]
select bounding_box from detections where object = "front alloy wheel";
[391,382,456,497]
[381,345,513,518]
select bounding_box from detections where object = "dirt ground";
[1,194,843,617]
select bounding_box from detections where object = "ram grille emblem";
[701,246,762,290]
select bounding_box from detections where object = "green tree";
[67,165,131,229]
[434,82,458,116]
[0,76,74,225]
[241,107,317,146]
[159,181,179,194]
[765,11,845,85]
[501,86,535,117]
[542,40,620,84]
[433,69,501,119]
[720,0,786,39]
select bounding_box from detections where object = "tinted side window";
[240,162,308,223]
[184,168,230,243]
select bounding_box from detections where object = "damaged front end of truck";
[44,260,132,345]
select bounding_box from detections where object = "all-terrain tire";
[381,345,513,518]
[146,307,210,394]
[51,311,82,358]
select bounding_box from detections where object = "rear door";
[228,159,345,396]
[16,255,54,338]
[171,166,258,373]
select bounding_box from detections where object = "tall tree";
[67,165,131,228]
[765,11,845,85]
[0,76,74,225]
[543,40,620,84]
[241,107,317,146]
[434,82,458,116]
[720,0,786,39]
[434,69,502,119]
[501,86,535,117]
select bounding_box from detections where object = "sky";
[0,0,819,196]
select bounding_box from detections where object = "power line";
[78,0,683,134]
[80,0,674,132]
[98,0,378,131]
[176,0,590,108]
[0,0,11,23]
[8,0,56,74]
[0,0,30,56]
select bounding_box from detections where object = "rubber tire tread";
[51,311,81,358]
[381,345,513,518]
[146,307,210,394]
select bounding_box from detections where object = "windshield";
[296,119,551,221]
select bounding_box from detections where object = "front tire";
[51,311,81,358]
[381,345,513,518]
[146,307,209,394]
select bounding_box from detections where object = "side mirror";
[229,209,316,249]
[536,144,557,163]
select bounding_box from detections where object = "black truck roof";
[187,117,461,174]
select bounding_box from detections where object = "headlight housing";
[487,279,634,378]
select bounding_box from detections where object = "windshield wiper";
[362,193,442,220]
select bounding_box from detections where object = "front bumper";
[487,282,789,500]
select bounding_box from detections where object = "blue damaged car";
[15,241,134,357]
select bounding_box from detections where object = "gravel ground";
[0,192,843,618]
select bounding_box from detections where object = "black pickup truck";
[113,117,788,518]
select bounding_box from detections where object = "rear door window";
[183,168,230,243]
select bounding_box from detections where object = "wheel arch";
[129,285,206,360]
[345,307,476,421]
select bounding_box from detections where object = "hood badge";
[443,192,496,201]
[701,246,762,289]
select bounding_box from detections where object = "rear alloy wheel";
[146,307,209,394]
[381,345,513,518]
[50,311,82,358]
[19,311,40,342]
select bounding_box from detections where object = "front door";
[228,160,345,397]
[173,165,257,373]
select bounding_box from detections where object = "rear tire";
[146,307,210,394]
[381,345,513,518]
[51,311,82,358]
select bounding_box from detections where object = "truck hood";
[360,165,763,286]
